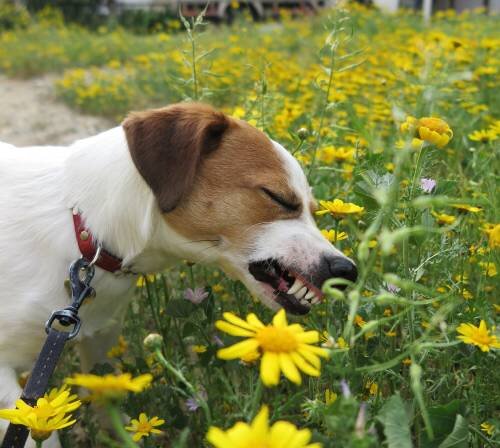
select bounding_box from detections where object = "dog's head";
[123,103,357,315]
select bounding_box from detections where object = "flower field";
[0,3,499,447]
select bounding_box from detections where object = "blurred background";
[5,0,500,28]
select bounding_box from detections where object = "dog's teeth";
[288,278,303,295]
[304,290,315,300]
[311,296,320,304]
[296,286,308,299]
[299,298,309,305]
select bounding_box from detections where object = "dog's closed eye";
[261,187,300,212]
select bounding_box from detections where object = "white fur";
[0,126,349,446]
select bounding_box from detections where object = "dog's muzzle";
[248,255,357,315]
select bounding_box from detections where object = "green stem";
[35,441,43,448]
[308,33,337,180]
[190,30,198,100]
[154,348,212,425]
[144,277,166,342]
[334,219,340,244]
[106,404,139,448]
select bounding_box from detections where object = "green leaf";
[420,401,466,447]
[377,394,413,448]
[438,415,469,448]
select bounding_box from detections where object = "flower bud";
[297,127,309,140]
[143,333,163,351]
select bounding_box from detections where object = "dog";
[0,102,357,445]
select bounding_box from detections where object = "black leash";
[1,258,96,448]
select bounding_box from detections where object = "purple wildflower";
[212,335,224,347]
[185,389,208,412]
[340,379,351,398]
[420,178,436,193]
[387,283,401,294]
[185,397,200,412]
[184,287,209,304]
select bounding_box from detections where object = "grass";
[0,3,499,447]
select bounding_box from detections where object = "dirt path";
[0,75,112,146]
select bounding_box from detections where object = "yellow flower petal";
[217,338,260,360]
[222,312,258,331]
[215,320,256,337]
[260,352,281,386]
[279,353,302,385]
[289,352,320,377]
[272,309,288,328]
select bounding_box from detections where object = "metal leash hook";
[45,256,96,340]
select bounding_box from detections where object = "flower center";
[256,326,298,353]
[473,333,493,345]
[136,422,153,433]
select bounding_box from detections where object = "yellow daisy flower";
[480,422,495,436]
[485,223,500,248]
[321,229,348,242]
[136,274,156,287]
[456,320,500,352]
[320,145,355,163]
[354,314,366,327]
[125,413,165,442]
[0,386,81,442]
[468,129,497,143]
[216,309,328,386]
[316,199,364,219]
[432,211,456,225]
[65,373,152,400]
[479,262,497,277]
[452,203,482,213]
[0,386,81,423]
[13,413,76,442]
[401,116,453,148]
[192,345,208,353]
[206,405,321,448]
[324,389,338,405]
[107,335,128,359]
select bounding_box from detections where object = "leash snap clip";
[44,258,95,340]
[45,309,81,340]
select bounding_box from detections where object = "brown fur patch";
[123,103,229,212]
[166,116,302,252]
[124,102,305,254]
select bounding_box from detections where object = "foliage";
[0,3,30,31]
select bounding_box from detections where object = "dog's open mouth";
[248,259,323,315]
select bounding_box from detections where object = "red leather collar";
[72,210,123,273]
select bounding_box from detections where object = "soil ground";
[0,75,111,146]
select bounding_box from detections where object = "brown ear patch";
[123,103,230,212]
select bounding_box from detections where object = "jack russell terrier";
[0,102,357,444]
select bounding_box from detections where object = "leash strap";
[1,258,95,448]
[1,330,69,448]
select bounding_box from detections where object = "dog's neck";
[63,127,195,273]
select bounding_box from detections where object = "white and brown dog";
[0,102,356,442]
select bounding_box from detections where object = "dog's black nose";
[326,256,358,283]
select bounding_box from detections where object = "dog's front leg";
[0,366,22,438]
[77,323,124,373]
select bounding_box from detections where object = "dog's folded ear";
[123,102,230,213]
